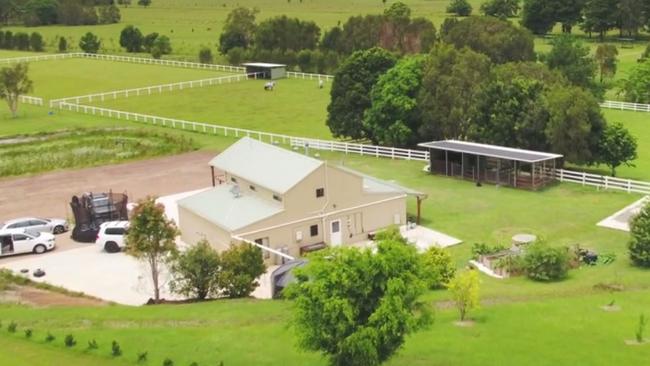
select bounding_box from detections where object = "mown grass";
[0,127,197,177]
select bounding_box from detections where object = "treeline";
[0,30,45,51]
[0,0,120,26]
[217,3,436,73]
[328,16,637,176]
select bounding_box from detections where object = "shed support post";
[445,150,448,176]
[514,160,517,188]
[416,197,422,225]
[497,159,501,185]
[532,162,536,190]
[476,155,480,183]
[461,153,464,180]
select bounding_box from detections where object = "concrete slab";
[597,196,649,232]
[399,225,462,251]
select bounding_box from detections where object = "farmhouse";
[178,137,424,263]
[419,140,563,190]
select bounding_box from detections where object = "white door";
[11,233,31,254]
[330,220,342,246]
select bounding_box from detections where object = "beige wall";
[178,206,232,251]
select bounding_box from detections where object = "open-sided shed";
[418,140,563,190]
[242,62,287,80]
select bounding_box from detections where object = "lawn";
[90,78,334,139]
[21,58,232,99]
[0,128,197,177]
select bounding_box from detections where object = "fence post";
[582,172,586,186]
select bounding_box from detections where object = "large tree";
[618,0,645,37]
[418,44,491,140]
[581,0,618,40]
[218,7,258,55]
[619,59,650,103]
[544,35,597,90]
[255,15,320,52]
[521,0,556,35]
[326,47,397,139]
[287,231,431,366]
[599,122,637,176]
[363,56,425,147]
[126,197,179,303]
[119,25,143,52]
[443,16,535,63]
[480,0,520,19]
[78,32,100,53]
[0,62,33,117]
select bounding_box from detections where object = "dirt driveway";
[0,151,217,263]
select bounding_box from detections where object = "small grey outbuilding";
[242,62,287,79]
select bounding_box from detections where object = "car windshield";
[25,230,40,237]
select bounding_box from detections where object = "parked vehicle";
[0,217,69,234]
[96,221,129,253]
[0,230,56,257]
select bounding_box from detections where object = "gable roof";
[209,137,324,194]
[178,184,284,232]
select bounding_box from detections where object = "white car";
[0,230,56,257]
[0,217,69,235]
[96,221,129,253]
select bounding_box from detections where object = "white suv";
[96,221,129,253]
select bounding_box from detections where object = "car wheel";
[33,244,47,254]
[53,225,65,234]
[105,241,120,253]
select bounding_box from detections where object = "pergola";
[418,140,563,190]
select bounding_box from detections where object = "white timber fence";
[286,71,334,81]
[0,53,77,64]
[50,73,262,107]
[556,169,650,194]
[600,100,650,113]
[19,95,44,106]
[77,53,247,73]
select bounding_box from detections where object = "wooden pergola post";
[416,196,423,225]
[211,166,216,187]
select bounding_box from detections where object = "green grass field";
[22,58,231,99]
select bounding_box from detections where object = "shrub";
[45,332,55,342]
[58,37,68,52]
[447,0,472,16]
[64,334,77,347]
[421,246,456,289]
[217,243,266,298]
[29,32,44,52]
[111,340,122,357]
[14,32,30,50]
[163,358,174,366]
[471,242,507,259]
[87,339,98,350]
[629,203,650,267]
[169,239,221,300]
[523,242,570,281]
[137,351,148,363]
[199,47,213,64]
[7,321,16,333]
[24,329,32,338]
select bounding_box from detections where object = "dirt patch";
[0,285,107,307]
[625,339,649,346]
[600,305,622,312]
[454,320,476,327]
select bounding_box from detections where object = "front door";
[330,220,342,247]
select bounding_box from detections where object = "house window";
[273,194,282,202]
[310,224,318,237]
[316,188,325,198]
[231,177,237,183]
[249,185,256,191]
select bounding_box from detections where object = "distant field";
[90,78,334,138]
[22,58,232,99]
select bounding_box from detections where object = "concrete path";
[597,196,649,232]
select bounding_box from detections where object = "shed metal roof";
[418,140,563,163]
[178,184,283,232]
[242,62,286,68]
[209,137,323,194]
[335,165,426,197]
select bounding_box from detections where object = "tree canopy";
[599,122,638,176]
[0,62,33,117]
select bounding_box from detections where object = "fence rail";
[78,53,247,73]
[50,73,261,107]
[286,71,334,81]
[600,100,650,112]
[557,169,650,194]
[0,53,76,64]
[19,95,44,106]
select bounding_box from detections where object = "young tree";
[169,240,221,300]
[287,233,431,366]
[125,197,179,303]
[0,62,33,117]
[326,47,397,139]
[29,32,44,52]
[363,56,425,147]
[137,0,151,7]
[150,35,171,59]
[58,36,67,52]
[198,47,213,64]
[217,242,265,298]
[480,0,520,19]
[446,0,472,16]
[447,269,480,322]
[421,246,456,290]
[218,7,258,54]
[544,35,596,90]
[79,32,101,53]
[619,59,650,103]
[119,25,143,52]
[594,44,618,82]
[599,122,637,176]
[629,203,650,267]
